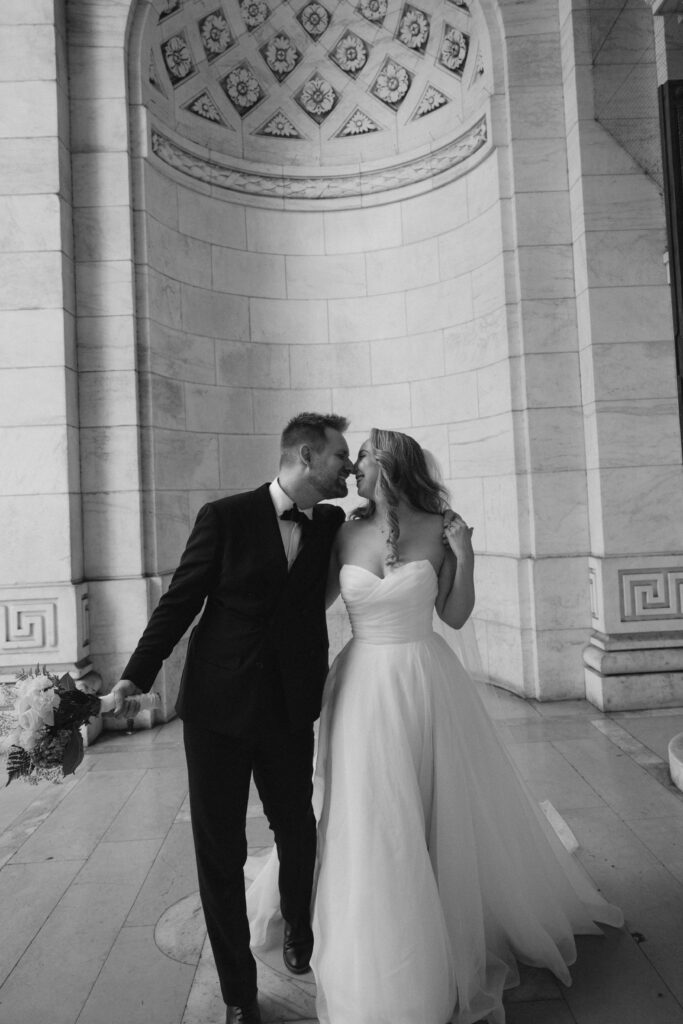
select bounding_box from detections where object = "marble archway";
[28,0,678,714]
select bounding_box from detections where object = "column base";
[668,734,683,792]
[584,630,683,710]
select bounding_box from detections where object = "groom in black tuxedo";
[111,412,352,1024]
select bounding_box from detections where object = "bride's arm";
[325,533,342,608]
[435,517,475,629]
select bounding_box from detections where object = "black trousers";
[183,712,316,1006]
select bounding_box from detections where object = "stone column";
[67,0,169,726]
[561,0,683,710]
[0,1,96,693]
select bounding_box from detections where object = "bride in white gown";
[250,427,622,1024]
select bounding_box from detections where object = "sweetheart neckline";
[341,559,437,582]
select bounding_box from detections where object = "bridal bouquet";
[0,666,159,786]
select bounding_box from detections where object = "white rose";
[31,686,58,726]
[15,674,53,701]
[16,706,43,749]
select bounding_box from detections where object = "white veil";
[424,448,579,854]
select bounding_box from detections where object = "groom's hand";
[110,678,143,717]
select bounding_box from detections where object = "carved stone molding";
[585,557,683,710]
[150,114,488,204]
[588,555,683,635]
[619,568,683,622]
[0,584,94,683]
[588,566,598,621]
[1,601,58,651]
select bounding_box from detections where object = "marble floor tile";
[554,737,683,821]
[247,812,275,849]
[611,713,683,761]
[75,836,164,886]
[564,805,683,915]
[0,858,83,986]
[183,930,317,1024]
[591,718,666,767]
[481,686,543,721]
[176,792,192,822]
[0,772,64,834]
[563,930,683,1024]
[9,767,145,863]
[626,816,683,887]
[77,924,195,1024]
[126,821,198,927]
[505,716,600,743]
[531,699,600,718]
[506,740,606,811]
[0,878,146,1024]
[84,745,188,770]
[505,1001,577,1024]
[3,707,683,1023]
[0,772,81,867]
[103,765,188,842]
[156,891,206,966]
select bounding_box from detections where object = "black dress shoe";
[225,997,262,1023]
[283,921,313,974]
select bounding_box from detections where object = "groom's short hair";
[281,412,349,458]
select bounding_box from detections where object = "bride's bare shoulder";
[411,509,444,538]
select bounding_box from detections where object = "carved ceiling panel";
[143,0,492,171]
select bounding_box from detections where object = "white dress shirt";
[269,478,313,570]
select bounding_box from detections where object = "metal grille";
[590,0,662,189]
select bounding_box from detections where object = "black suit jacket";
[121,484,345,735]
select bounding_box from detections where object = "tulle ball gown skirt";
[309,561,622,1024]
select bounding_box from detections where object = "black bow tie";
[280,504,311,527]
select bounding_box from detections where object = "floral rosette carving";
[199,10,234,60]
[263,33,301,82]
[412,83,449,119]
[330,32,369,77]
[398,6,430,53]
[222,64,263,114]
[258,110,302,137]
[187,91,225,123]
[338,108,380,136]
[297,74,338,123]
[438,26,469,73]
[371,58,412,109]
[298,3,330,40]
[162,33,194,83]
[358,0,388,23]
[239,0,269,30]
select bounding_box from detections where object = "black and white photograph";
[1,0,683,1022]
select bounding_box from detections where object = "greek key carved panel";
[0,601,58,651]
[619,569,683,622]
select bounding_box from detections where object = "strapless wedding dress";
[308,559,622,1024]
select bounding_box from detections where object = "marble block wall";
[0,0,94,686]
[132,148,519,680]
[2,0,682,715]
[560,0,683,709]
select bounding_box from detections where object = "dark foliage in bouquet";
[1,665,102,786]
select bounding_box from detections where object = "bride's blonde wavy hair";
[351,428,449,567]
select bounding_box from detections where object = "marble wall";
[0,0,95,686]
[1,0,682,715]
[133,152,513,681]
[559,0,683,708]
